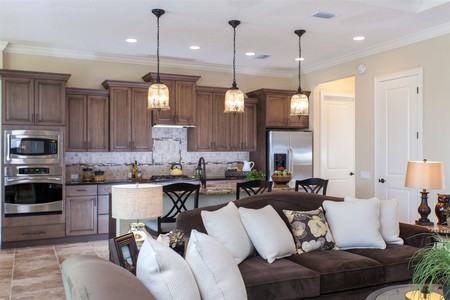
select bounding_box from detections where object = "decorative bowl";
[271,175,292,184]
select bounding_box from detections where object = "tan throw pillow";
[284,208,336,254]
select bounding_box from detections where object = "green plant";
[409,233,450,296]
[245,169,265,181]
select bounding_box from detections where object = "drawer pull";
[23,231,46,236]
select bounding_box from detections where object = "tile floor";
[0,239,109,300]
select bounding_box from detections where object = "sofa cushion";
[239,205,296,263]
[284,207,336,254]
[323,199,386,249]
[239,255,320,299]
[288,249,385,294]
[346,244,418,283]
[201,201,254,264]
[136,236,200,300]
[345,197,404,245]
[185,230,247,300]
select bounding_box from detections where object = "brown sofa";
[176,191,430,300]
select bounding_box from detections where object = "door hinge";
[417,87,419,94]
[417,132,419,139]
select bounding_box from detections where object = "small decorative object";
[405,159,445,226]
[435,193,449,225]
[409,233,450,298]
[245,169,265,181]
[157,228,185,256]
[109,233,139,274]
[271,166,292,185]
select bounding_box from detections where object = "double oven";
[3,129,64,216]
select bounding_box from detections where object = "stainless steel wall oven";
[4,165,63,216]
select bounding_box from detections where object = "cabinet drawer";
[66,185,97,196]
[97,184,114,195]
[98,195,109,214]
[98,214,109,234]
[2,224,65,242]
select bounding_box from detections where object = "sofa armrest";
[399,223,433,248]
[61,255,155,300]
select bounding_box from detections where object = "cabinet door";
[229,113,243,151]
[88,95,109,151]
[266,94,289,127]
[175,81,196,125]
[242,101,258,151]
[212,93,229,151]
[2,77,34,125]
[131,88,152,151]
[66,196,98,236]
[35,79,66,125]
[110,87,132,151]
[190,92,214,151]
[66,94,87,151]
[151,80,176,125]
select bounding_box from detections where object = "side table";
[414,223,449,235]
[366,284,444,300]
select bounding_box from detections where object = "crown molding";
[0,42,8,52]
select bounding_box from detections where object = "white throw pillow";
[239,205,296,263]
[322,199,386,250]
[185,230,247,300]
[136,236,200,300]
[201,202,254,264]
[344,196,403,245]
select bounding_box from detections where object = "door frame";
[373,67,423,199]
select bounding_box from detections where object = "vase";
[435,194,449,225]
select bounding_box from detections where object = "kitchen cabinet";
[142,73,200,126]
[0,69,70,126]
[97,184,112,234]
[188,86,257,152]
[102,80,152,152]
[66,185,98,236]
[66,88,109,152]
[246,88,309,128]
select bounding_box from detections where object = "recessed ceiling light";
[295,57,305,61]
[353,36,365,41]
[246,52,255,56]
[189,45,200,50]
[313,11,335,19]
[126,38,137,43]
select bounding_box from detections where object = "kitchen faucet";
[196,157,207,188]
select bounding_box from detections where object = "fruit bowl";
[271,175,292,184]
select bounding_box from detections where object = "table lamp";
[111,184,163,246]
[405,159,445,226]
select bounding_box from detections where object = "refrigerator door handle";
[288,146,293,173]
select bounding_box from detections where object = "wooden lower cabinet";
[66,185,98,236]
[2,224,65,242]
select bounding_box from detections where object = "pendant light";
[290,29,309,117]
[224,20,245,115]
[147,8,170,111]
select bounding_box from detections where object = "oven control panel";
[18,167,50,175]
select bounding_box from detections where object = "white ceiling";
[1,0,449,76]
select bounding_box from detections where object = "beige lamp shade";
[404,160,445,190]
[111,184,163,220]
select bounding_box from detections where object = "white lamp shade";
[224,88,245,113]
[148,82,170,110]
[405,160,445,190]
[290,93,309,116]
[111,184,163,220]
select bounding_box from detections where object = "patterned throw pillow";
[284,208,336,254]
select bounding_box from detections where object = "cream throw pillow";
[322,199,386,250]
[136,236,200,300]
[201,201,254,264]
[185,230,247,300]
[344,196,403,245]
[239,205,296,263]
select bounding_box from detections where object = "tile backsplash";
[65,127,249,181]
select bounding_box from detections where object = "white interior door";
[375,68,422,224]
[320,92,355,197]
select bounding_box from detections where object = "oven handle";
[4,176,62,186]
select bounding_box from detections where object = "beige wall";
[306,34,450,209]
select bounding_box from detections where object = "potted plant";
[409,233,450,298]
[245,169,265,181]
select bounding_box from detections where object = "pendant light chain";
[297,33,302,92]
[232,24,237,89]
[156,13,161,83]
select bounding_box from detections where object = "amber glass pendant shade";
[224,88,245,114]
[290,93,309,116]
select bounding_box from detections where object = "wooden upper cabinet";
[0,69,70,126]
[187,90,214,151]
[66,88,109,152]
[247,88,309,129]
[142,73,200,126]
[229,99,258,152]
[102,80,152,152]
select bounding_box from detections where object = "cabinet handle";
[76,189,87,192]
[31,113,35,123]
[23,231,46,236]
[35,113,39,123]
[132,141,135,149]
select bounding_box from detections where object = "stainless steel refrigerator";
[267,130,313,182]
